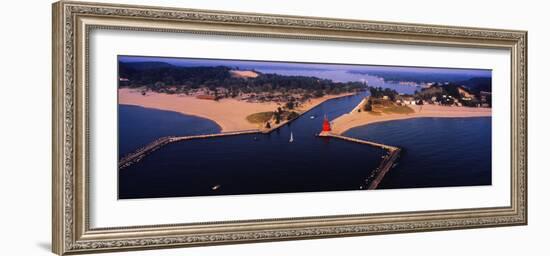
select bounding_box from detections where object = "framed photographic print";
[52,1,527,255]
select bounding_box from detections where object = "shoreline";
[119,88,356,133]
[331,103,492,135]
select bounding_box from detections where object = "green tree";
[287,111,300,120]
[274,111,281,124]
[153,81,165,90]
[285,101,295,110]
[313,90,325,98]
[363,102,373,111]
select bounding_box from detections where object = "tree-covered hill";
[118,61,366,100]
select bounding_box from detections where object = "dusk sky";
[118,55,492,77]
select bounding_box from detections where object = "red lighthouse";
[322,115,331,133]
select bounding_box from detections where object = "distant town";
[366,81,491,110]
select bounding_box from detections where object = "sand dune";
[331,104,491,135]
[229,70,259,78]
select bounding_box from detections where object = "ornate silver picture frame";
[52,1,527,255]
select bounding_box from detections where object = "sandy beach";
[119,88,354,133]
[331,104,492,135]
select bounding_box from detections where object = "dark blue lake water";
[345,117,492,189]
[118,105,221,158]
[119,92,392,199]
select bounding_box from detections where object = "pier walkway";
[119,129,259,169]
[318,133,401,189]
[169,130,259,142]
[321,133,399,151]
[368,147,400,189]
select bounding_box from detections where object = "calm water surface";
[118,105,220,158]
[345,117,492,188]
[119,92,390,199]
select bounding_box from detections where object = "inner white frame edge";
[89,29,511,228]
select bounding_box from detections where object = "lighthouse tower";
[320,115,332,136]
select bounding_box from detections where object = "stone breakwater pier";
[315,97,402,189]
[318,132,401,190]
[119,112,307,170]
[118,130,259,170]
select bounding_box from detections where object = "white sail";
[289,132,294,142]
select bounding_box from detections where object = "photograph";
[47,1,531,254]
[117,56,492,199]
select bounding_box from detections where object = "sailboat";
[289,131,294,143]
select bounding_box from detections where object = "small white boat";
[289,132,294,143]
[310,115,315,119]
[211,184,221,191]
